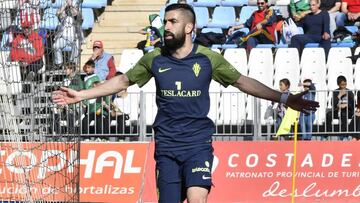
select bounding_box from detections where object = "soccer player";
[52,4,319,203]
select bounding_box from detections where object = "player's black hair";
[165,3,196,25]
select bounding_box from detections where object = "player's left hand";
[286,91,319,113]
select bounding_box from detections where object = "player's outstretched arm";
[233,75,319,113]
[52,74,130,105]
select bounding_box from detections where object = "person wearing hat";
[90,40,116,81]
[10,14,44,85]
[53,0,80,68]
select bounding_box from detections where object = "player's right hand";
[52,87,82,106]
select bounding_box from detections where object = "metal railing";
[34,89,360,141]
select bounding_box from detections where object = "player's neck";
[171,38,194,59]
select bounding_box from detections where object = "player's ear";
[185,23,194,34]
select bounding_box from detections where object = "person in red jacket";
[10,17,44,82]
[227,0,277,51]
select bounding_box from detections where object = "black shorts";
[155,146,214,203]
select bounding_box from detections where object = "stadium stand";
[223,48,248,74]
[81,8,95,29]
[238,6,258,24]
[247,48,274,124]
[221,0,248,7]
[141,78,157,126]
[300,48,327,124]
[208,80,222,123]
[39,0,63,8]
[82,0,107,8]
[273,48,300,92]
[355,60,360,90]
[220,85,247,125]
[117,49,144,73]
[194,6,210,28]
[201,27,223,34]
[193,0,220,7]
[207,6,236,28]
[40,7,60,30]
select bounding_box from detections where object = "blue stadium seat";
[82,0,107,8]
[193,0,220,7]
[331,42,355,47]
[167,0,194,5]
[160,6,165,20]
[256,44,275,48]
[305,43,319,48]
[221,44,238,49]
[194,7,209,28]
[201,27,223,33]
[39,0,63,8]
[208,6,236,28]
[221,0,248,7]
[82,8,94,29]
[345,25,358,33]
[40,8,60,30]
[238,6,257,24]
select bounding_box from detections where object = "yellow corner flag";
[275,107,300,137]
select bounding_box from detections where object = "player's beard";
[164,31,186,52]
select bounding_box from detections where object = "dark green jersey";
[126,44,241,151]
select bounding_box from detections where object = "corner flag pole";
[291,113,300,203]
[275,108,300,203]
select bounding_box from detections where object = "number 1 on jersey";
[175,81,182,90]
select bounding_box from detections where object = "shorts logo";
[158,67,172,73]
[202,175,211,180]
[205,161,210,168]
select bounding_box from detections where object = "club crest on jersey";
[192,63,201,77]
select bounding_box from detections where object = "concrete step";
[89,32,145,42]
[81,47,125,55]
[84,39,140,49]
[91,25,144,33]
[99,11,155,27]
[111,0,166,6]
[105,5,162,12]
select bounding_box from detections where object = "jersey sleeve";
[199,47,241,87]
[125,49,160,87]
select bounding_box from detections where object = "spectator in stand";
[349,92,360,140]
[53,62,84,134]
[336,0,360,27]
[10,15,44,84]
[349,105,360,140]
[82,60,110,136]
[53,0,80,68]
[274,78,290,132]
[289,0,331,58]
[15,0,41,30]
[137,14,164,52]
[289,0,311,24]
[299,79,316,140]
[325,75,354,140]
[64,62,84,91]
[320,0,341,39]
[227,0,277,51]
[90,40,116,81]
